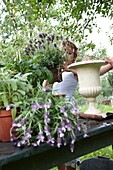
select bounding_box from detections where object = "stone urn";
[68,60,106,119]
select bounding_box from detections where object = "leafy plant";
[11,55,53,87]
[10,84,87,151]
[0,68,33,119]
[24,32,65,68]
[9,32,66,86]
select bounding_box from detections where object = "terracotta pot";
[0,110,12,142]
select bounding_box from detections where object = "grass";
[78,103,113,113]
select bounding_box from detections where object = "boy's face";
[62,42,78,67]
[65,45,73,55]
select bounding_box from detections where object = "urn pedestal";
[68,60,106,119]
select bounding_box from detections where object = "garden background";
[0,0,113,169]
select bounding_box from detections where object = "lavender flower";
[83,133,89,138]
[10,135,17,142]
[61,119,66,132]
[70,134,76,152]
[37,132,45,145]
[53,42,57,47]
[17,142,22,147]
[70,103,79,113]
[32,142,38,147]
[6,104,15,110]
[38,32,43,38]
[60,106,68,117]
[21,130,31,145]
[50,33,54,41]
[76,124,81,131]
[10,82,87,152]
[47,135,55,145]
[70,143,75,152]
[43,87,52,92]
[44,99,52,108]
[57,127,64,138]
[57,136,62,148]
[62,137,67,146]
[21,118,27,126]
[65,121,72,132]
[31,102,44,111]
[12,119,21,128]
[44,125,51,136]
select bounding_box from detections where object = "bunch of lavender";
[24,32,66,69]
[10,85,88,152]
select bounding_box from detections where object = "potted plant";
[9,32,66,87]
[23,32,66,83]
[0,68,34,142]
[10,84,88,152]
[10,55,53,88]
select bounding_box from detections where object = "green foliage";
[0,69,34,118]
[9,55,53,87]
[100,75,112,98]
[7,32,66,86]
[10,83,84,152]
[24,32,65,69]
[107,71,113,87]
[0,0,113,42]
[80,145,113,162]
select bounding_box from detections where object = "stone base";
[79,112,107,120]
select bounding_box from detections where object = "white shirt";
[52,72,78,102]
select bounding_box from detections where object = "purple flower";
[17,141,23,147]
[71,135,76,144]
[57,128,64,138]
[44,99,52,108]
[37,132,45,145]
[21,118,27,126]
[70,135,76,152]
[31,103,37,111]
[32,142,38,147]
[38,32,43,38]
[65,118,70,124]
[6,104,15,110]
[43,87,52,92]
[21,129,31,144]
[60,106,68,113]
[12,119,21,128]
[83,133,89,138]
[61,120,66,132]
[66,122,72,131]
[53,42,57,47]
[70,103,79,113]
[44,125,51,136]
[76,124,81,131]
[57,136,62,148]
[70,143,75,152]
[63,138,67,146]
[50,33,54,40]
[44,111,50,124]
[60,106,68,117]
[47,135,55,145]
[46,36,51,42]
[56,35,59,40]
[31,102,44,111]
[10,135,17,142]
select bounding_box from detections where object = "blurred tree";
[0,0,113,41]
[107,70,113,97]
